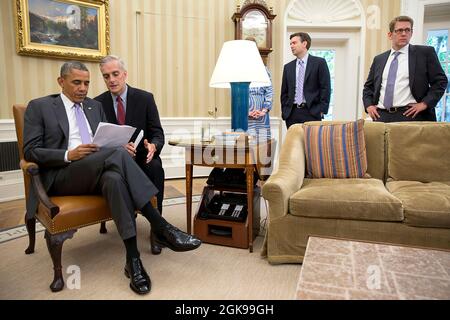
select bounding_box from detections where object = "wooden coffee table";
[296,236,450,300]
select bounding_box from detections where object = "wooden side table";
[169,136,274,252]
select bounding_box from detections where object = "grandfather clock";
[232,0,276,65]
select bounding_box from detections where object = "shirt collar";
[297,53,309,65]
[111,84,128,103]
[60,93,83,109]
[391,44,409,56]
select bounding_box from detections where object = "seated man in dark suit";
[23,61,201,295]
[95,55,166,255]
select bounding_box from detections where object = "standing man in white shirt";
[363,16,447,122]
[281,32,331,128]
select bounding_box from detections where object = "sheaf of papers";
[134,130,144,147]
[92,122,136,148]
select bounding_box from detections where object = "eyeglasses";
[393,28,412,34]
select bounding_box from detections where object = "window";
[427,29,449,122]
[309,49,336,120]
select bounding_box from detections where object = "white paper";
[92,122,136,148]
[134,130,144,147]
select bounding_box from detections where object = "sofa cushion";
[364,122,386,181]
[303,119,368,178]
[386,122,450,182]
[386,181,450,228]
[301,121,386,181]
[290,178,403,221]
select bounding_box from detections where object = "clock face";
[242,10,268,48]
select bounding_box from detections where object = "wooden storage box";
[194,186,260,249]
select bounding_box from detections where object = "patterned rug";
[296,236,450,300]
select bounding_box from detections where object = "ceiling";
[424,3,450,19]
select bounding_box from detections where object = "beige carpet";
[0,200,300,300]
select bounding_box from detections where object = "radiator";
[0,142,20,172]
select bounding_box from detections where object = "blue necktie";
[383,52,401,109]
[74,103,91,144]
[295,60,305,105]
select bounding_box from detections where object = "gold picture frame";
[14,0,110,61]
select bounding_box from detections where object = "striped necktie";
[116,96,126,125]
[295,59,305,105]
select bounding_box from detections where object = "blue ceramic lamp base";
[230,82,250,132]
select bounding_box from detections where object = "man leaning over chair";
[95,55,166,255]
[23,61,201,295]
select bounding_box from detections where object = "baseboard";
[0,120,16,142]
[0,170,25,202]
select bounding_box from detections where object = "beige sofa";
[262,121,450,264]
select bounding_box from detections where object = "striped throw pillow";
[304,119,368,178]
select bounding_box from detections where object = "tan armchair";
[13,104,156,292]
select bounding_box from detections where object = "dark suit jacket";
[281,55,331,120]
[95,85,165,161]
[23,94,105,218]
[363,45,448,119]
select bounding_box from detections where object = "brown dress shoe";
[150,231,162,255]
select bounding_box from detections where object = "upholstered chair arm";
[20,159,60,218]
[262,124,306,221]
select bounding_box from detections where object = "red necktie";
[116,96,126,125]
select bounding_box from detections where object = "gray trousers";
[50,148,158,240]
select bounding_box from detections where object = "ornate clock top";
[232,0,276,64]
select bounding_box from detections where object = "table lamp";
[209,40,270,132]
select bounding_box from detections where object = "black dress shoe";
[154,224,202,252]
[124,257,151,295]
[150,231,162,255]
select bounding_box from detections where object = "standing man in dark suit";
[281,32,331,128]
[24,61,201,295]
[95,56,166,255]
[363,16,448,122]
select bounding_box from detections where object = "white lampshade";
[209,40,270,88]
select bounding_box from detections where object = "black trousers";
[136,156,165,214]
[285,107,321,128]
[50,148,158,240]
[376,108,436,123]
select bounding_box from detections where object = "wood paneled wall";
[0,0,400,119]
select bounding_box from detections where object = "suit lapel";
[289,60,296,89]
[125,85,136,125]
[304,55,313,82]
[82,100,100,134]
[103,94,118,124]
[53,96,69,141]
[376,51,390,90]
[408,45,416,89]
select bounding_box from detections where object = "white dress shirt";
[60,93,93,161]
[378,44,417,109]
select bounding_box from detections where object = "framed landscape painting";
[14,0,110,61]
